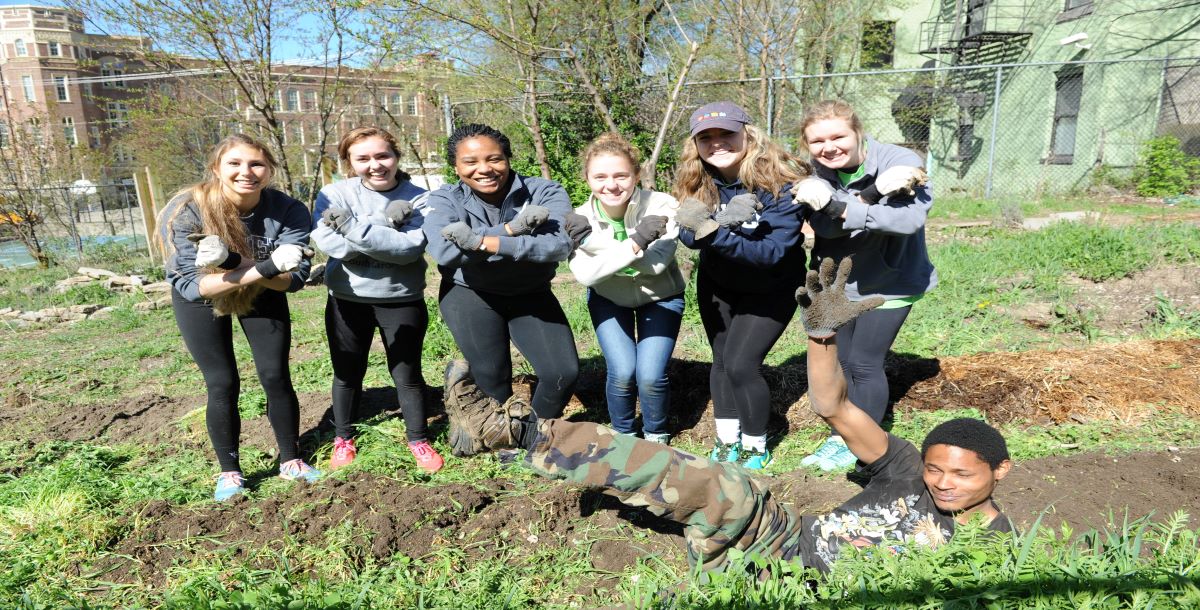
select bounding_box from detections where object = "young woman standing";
[673,102,810,469]
[568,133,685,444]
[159,134,319,501]
[790,99,934,471]
[311,127,443,473]
[423,124,578,423]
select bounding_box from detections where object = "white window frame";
[407,95,419,116]
[48,41,61,57]
[62,116,77,146]
[54,75,70,102]
[14,38,28,57]
[107,101,129,128]
[21,75,35,102]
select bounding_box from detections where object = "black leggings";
[172,289,301,472]
[439,282,579,419]
[325,295,429,442]
[696,274,797,438]
[835,305,911,424]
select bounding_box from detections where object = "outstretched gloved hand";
[629,215,668,250]
[255,244,315,279]
[321,207,356,236]
[675,198,720,240]
[713,194,762,228]
[508,205,549,236]
[563,212,592,249]
[384,200,413,227]
[442,221,483,252]
[792,178,844,219]
[795,257,885,339]
[187,233,241,269]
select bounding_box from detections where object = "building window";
[288,121,303,145]
[860,21,896,69]
[0,124,9,148]
[14,38,27,57]
[303,90,317,111]
[390,93,403,113]
[101,60,126,88]
[113,145,134,164]
[107,102,129,128]
[89,125,101,148]
[286,88,299,112]
[1049,67,1083,164]
[407,95,419,116]
[22,75,35,102]
[55,75,69,102]
[48,41,61,57]
[62,117,77,146]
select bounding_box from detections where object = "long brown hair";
[159,133,278,316]
[671,124,810,209]
[799,99,866,146]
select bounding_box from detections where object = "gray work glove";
[255,244,315,279]
[187,233,241,270]
[321,207,357,236]
[792,178,845,219]
[795,257,885,339]
[441,221,483,252]
[508,205,549,236]
[713,194,762,228]
[629,215,668,250]
[563,212,592,249]
[675,198,719,240]
[384,200,414,227]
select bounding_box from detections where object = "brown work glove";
[676,198,719,240]
[795,257,885,339]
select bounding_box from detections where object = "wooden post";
[132,167,159,263]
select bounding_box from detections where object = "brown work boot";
[443,359,531,457]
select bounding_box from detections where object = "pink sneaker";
[330,437,357,470]
[408,440,444,473]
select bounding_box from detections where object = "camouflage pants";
[526,419,801,571]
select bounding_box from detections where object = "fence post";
[1153,56,1171,123]
[766,75,776,137]
[984,66,1003,199]
[442,93,453,138]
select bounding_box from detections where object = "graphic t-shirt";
[789,433,1013,573]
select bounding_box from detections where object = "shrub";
[1133,135,1200,197]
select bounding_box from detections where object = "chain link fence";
[449,56,1200,200]
[0,182,146,267]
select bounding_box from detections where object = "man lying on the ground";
[443,257,1013,573]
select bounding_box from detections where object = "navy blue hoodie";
[677,178,808,295]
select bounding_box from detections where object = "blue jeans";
[587,289,685,436]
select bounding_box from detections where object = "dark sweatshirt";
[677,178,808,295]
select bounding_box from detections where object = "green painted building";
[840,0,1200,196]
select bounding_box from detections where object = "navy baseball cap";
[689,102,751,137]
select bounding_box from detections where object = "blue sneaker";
[279,459,322,483]
[740,447,772,470]
[214,471,245,501]
[709,439,741,463]
[801,436,856,471]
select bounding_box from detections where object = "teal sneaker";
[213,471,245,502]
[740,447,772,470]
[279,459,322,483]
[801,436,855,470]
[708,439,741,463]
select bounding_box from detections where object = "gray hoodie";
[808,137,937,301]
[311,178,429,303]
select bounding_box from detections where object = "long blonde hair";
[671,124,810,208]
[159,133,279,316]
[799,99,866,146]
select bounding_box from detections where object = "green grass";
[3,214,1200,608]
[930,194,1197,223]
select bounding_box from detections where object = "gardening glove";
[713,194,762,228]
[305,263,326,286]
[384,199,413,227]
[795,257,885,339]
[792,178,846,219]
[255,244,314,279]
[629,215,668,250]
[874,166,929,198]
[187,233,241,270]
[563,212,592,249]
[441,221,483,252]
[507,205,549,236]
[676,198,719,240]
[321,207,356,236]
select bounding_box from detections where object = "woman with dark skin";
[422,124,578,423]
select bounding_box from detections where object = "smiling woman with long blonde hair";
[158,133,319,501]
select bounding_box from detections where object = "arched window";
[14,38,28,57]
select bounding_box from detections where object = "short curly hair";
[921,418,1010,469]
[447,123,512,166]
